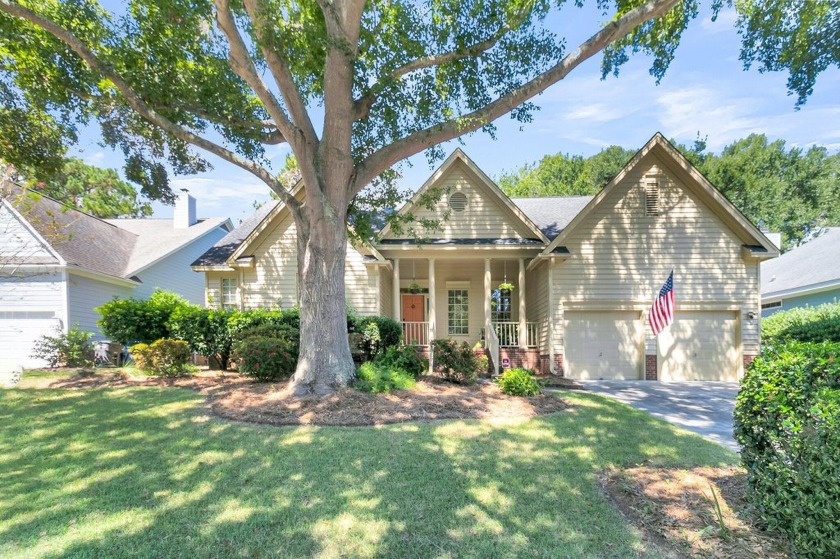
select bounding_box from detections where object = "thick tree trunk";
[288,210,355,396]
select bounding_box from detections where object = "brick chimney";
[174,191,197,228]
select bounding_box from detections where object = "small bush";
[431,339,484,384]
[168,306,236,370]
[355,362,416,393]
[232,336,298,382]
[761,300,840,344]
[97,290,188,344]
[374,345,427,378]
[734,341,840,558]
[129,338,191,376]
[31,324,94,367]
[354,316,402,359]
[497,368,541,396]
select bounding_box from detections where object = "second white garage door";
[658,311,741,381]
[564,311,644,380]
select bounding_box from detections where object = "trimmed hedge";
[761,300,840,344]
[734,341,840,558]
[130,338,191,376]
[232,335,298,382]
[97,290,188,344]
[497,368,541,396]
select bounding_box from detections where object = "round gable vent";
[448,192,468,212]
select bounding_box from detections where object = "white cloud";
[565,103,628,123]
[170,176,270,204]
[701,9,738,34]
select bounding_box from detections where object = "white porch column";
[393,258,401,323]
[518,258,527,349]
[484,258,492,331]
[428,258,436,341]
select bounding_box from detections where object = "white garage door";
[658,311,741,381]
[564,311,644,380]
[0,312,62,370]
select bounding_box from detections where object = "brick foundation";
[498,348,540,371]
[645,354,657,380]
[743,354,757,370]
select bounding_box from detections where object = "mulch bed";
[601,466,789,559]
[21,370,569,426]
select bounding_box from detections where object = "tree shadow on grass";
[0,388,735,559]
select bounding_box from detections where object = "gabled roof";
[377,148,550,244]
[191,201,280,267]
[762,228,840,298]
[2,184,230,280]
[539,133,780,258]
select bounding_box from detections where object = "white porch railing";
[401,321,429,346]
[486,322,500,376]
[492,322,540,348]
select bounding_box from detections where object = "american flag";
[648,271,675,336]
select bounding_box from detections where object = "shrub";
[734,341,840,558]
[129,338,191,376]
[232,335,298,382]
[431,339,484,384]
[355,362,416,393]
[229,308,301,339]
[31,324,94,367]
[97,290,188,344]
[374,345,427,378]
[497,368,541,396]
[761,300,840,344]
[354,316,402,359]
[168,306,236,370]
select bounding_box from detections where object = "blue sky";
[70,4,840,224]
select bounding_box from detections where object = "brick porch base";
[645,355,657,380]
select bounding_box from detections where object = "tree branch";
[354,9,531,121]
[243,0,318,149]
[0,0,301,214]
[354,0,680,191]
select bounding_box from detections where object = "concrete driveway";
[577,381,740,451]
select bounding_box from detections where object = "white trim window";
[221,278,239,310]
[448,289,469,335]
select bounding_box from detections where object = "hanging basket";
[498,282,515,291]
[408,282,423,294]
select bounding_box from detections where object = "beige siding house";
[193,134,778,381]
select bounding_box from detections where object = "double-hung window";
[221,278,239,310]
[447,289,469,335]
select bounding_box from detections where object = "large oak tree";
[0,0,836,394]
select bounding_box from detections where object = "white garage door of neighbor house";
[0,311,62,370]
[564,311,644,380]
[657,311,741,382]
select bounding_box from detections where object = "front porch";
[389,257,541,374]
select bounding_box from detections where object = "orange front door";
[401,295,427,345]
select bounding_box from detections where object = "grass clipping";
[601,466,789,559]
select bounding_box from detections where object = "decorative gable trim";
[377,148,550,244]
[540,132,780,258]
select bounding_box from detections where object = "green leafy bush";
[431,339,485,384]
[734,341,840,558]
[355,362,416,393]
[168,306,236,370]
[229,308,301,339]
[129,338,191,376]
[232,336,298,382]
[354,316,402,359]
[761,300,840,344]
[97,290,188,344]
[497,368,541,396]
[31,324,94,367]
[374,345,427,378]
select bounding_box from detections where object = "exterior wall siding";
[0,203,60,265]
[761,288,840,317]
[67,273,133,338]
[525,261,549,355]
[551,152,761,360]
[392,161,535,240]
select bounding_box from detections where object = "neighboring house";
[761,228,840,316]
[0,185,232,368]
[192,133,778,381]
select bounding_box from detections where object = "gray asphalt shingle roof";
[5,185,228,279]
[191,201,279,267]
[511,196,594,240]
[761,228,840,296]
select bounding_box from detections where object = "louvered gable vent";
[644,177,660,217]
[448,191,468,212]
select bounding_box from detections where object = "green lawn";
[0,386,736,558]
